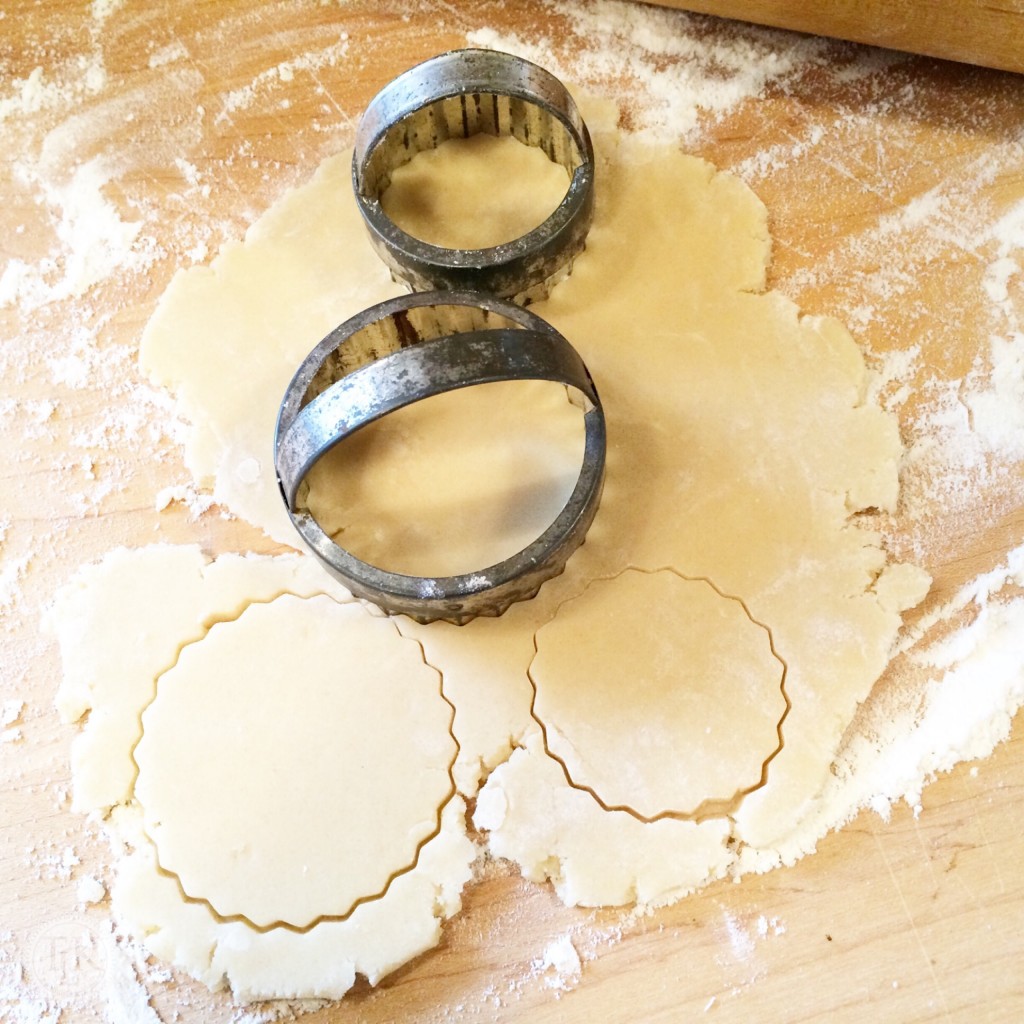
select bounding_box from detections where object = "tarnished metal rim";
[352,48,595,303]
[274,291,606,624]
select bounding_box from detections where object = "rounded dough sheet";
[124,113,928,981]
[134,593,457,930]
[529,569,787,821]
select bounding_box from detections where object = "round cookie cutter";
[352,48,595,304]
[274,291,606,625]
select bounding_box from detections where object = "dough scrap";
[48,546,476,998]
[529,568,787,821]
[134,594,457,929]
[476,732,734,908]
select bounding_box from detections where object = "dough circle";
[133,593,458,930]
[530,569,787,820]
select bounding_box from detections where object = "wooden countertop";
[2,2,1022,1021]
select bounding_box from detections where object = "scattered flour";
[470,1,837,140]
[533,934,583,992]
[0,557,31,616]
[154,483,217,519]
[716,908,785,963]
[755,914,785,938]
[101,931,163,1024]
[0,59,106,123]
[91,0,125,24]
[1,701,24,727]
[721,911,756,962]
[77,876,107,906]
[824,545,1024,821]
[149,40,190,69]
[1,700,25,744]
[965,332,1024,460]
[216,37,352,123]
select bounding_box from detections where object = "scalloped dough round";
[134,593,457,929]
[530,569,786,820]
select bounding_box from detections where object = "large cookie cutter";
[352,48,595,304]
[274,291,606,624]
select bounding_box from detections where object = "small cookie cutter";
[352,48,595,304]
[275,291,606,625]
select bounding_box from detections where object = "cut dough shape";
[529,569,787,821]
[134,593,458,929]
[49,546,476,999]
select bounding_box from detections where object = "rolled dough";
[380,131,570,249]
[57,105,931,995]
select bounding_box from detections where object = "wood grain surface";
[2,2,1023,1022]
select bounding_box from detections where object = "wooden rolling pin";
[650,0,1024,74]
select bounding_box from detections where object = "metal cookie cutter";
[274,291,606,625]
[352,48,595,303]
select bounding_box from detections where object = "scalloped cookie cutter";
[274,291,606,624]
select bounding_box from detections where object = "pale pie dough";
[50,545,354,815]
[49,546,476,999]
[305,379,585,576]
[302,136,579,576]
[529,568,786,821]
[58,103,933,994]
[381,131,570,249]
[134,593,457,929]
